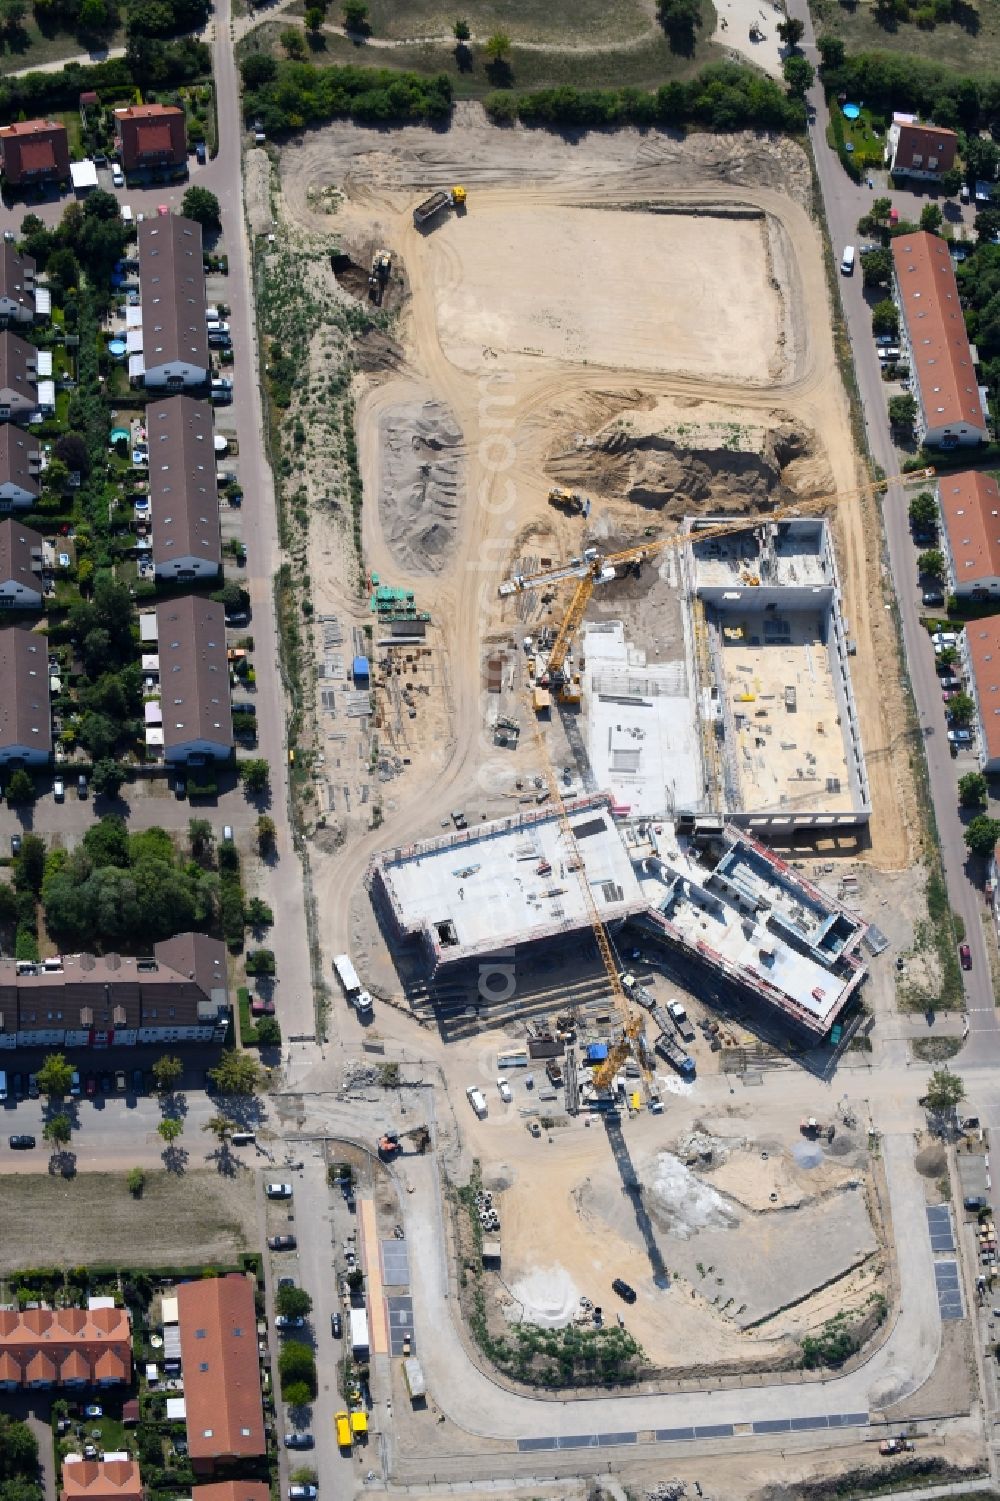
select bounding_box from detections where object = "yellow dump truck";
[335,1411,352,1451]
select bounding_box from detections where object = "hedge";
[0,38,211,120]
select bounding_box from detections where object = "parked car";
[112,165,124,187]
[195,141,207,164]
[132,1069,145,1095]
[288,1489,316,1501]
[266,1182,293,1199]
[922,588,945,607]
[27,1074,39,1099]
[53,777,65,800]
[948,728,973,745]
[268,1234,297,1250]
[250,996,275,1017]
[83,1405,103,1418]
[77,773,87,798]
[99,1071,113,1094]
[84,1074,97,1097]
[939,676,962,691]
[284,1434,314,1449]
[11,1073,24,1099]
[932,631,959,648]
[70,1071,81,1097]
[10,834,20,855]
[8,1135,35,1149]
[331,1311,342,1338]
[115,1069,127,1091]
[960,942,973,970]
[611,1277,637,1304]
[496,1077,512,1103]
[275,1315,305,1330]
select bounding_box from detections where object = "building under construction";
[685,517,871,834]
[369,797,869,1040]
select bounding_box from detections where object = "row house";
[148,396,222,580]
[937,470,1000,599]
[0,1305,131,1390]
[0,423,41,509]
[0,624,51,766]
[137,217,209,389]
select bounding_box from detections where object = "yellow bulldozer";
[548,487,588,515]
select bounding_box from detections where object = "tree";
[189,818,214,860]
[958,771,988,808]
[917,548,946,578]
[909,491,938,531]
[920,202,943,234]
[214,578,250,613]
[342,0,367,30]
[79,711,119,761]
[782,54,814,97]
[157,1117,183,1144]
[37,1053,73,1101]
[152,1054,183,1092]
[6,769,34,807]
[861,247,893,288]
[453,16,469,37]
[279,1339,317,1398]
[888,393,918,432]
[210,1051,263,1095]
[871,299,899,337]
[257,815,276,855]
[941,167,963,198]
[240,759,270,794]
[776,14,805,46]
[871,196,893,226]
[658,0,701,52]
[245,897,273,928]
[84,815,130,868]
[16,833,46,894]
[180,186,221,230]
[304,5,323,29]
[965,815,1000,857]
[484,27,510,59]
[280,24,306,55]
[43,1113,72,1148]
[282,1381,313,1409]
[276,1284,313,1318]
[947,691,976,726]
[53,432,89,477]
[91,758,125,798]
[255,1015,282,1046]
[202,1115,232,1142]
[0,882,17,926]
[816,33,845,67]
[127,1167,146,1197]
[925,1066,965,1113]
[0,1413,38,1472]
[239,51,277,86]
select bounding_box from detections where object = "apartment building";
[0,424,41,509]
[0,245,39,326]
[0,333,39,423]
[138,217,209,389]
[0,932,230,1050]
[114,104,187,176]
[0,519,44,609]
[963,616,1000,774]
[177,1275,265,1472]
[148,396,221,580]
[153,596,233,763]
[0,119,70,189]
[938,470,1000,599]
[0,624,50,765]
[892,231,989,448]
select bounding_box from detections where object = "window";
[195,1328,206,1339]
[199,1361,208,1371]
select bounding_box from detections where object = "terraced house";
[137,217,209,389]
[177,1275,266,1472]
[0,423,41,509]
[148,396,222,580]
[0,244,43,327]
[937,471,1000,599]
[0,625,50,765]
[0,332,39,423]
[0,1305,132,1389]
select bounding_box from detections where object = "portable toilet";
[353,655,370,686]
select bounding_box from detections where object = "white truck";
[668,1000,696,1043]
[333,953,374,1019]
[350,1307,370,1359]
[466,1085,488,1119]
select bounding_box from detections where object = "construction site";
[264,108,938,1421]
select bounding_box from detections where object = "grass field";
[254,4,721,97]
[0,1171,257,1272]
[0,18,125,74]
[809,0,996,73]
[327,0,653,45]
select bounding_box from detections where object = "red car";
[84,1073,97,1096]
[250,997,275,1017]
[960,943,972,971]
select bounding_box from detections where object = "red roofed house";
[114,105,187,176]
[964,617,1000,775]
[193,1484,270,1501]
[938,471,1000,599]
[891,231,989,449]
[61,1456,143,1501]
[177,1275,265,1471]
[0,120,70,188]
[0,1305,132,1389]
[887,118,958,182]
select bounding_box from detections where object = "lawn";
[297,0,655,45]
[809,0,998,73]
[0,1172,258,1273]
[254,4,722,97]
[839,104,886,168]
[0,16,126,73]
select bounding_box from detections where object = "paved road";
[788,0,1000,1058]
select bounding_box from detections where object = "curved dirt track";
[277,112,910,966]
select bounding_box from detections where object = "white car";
[266,1182,293,1199]
[496,1077,512,1103]
[53,777,65,801]
[111,165,124,187]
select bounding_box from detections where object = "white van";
[841,245,856,275]
[120,204,133,224]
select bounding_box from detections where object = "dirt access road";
[278,109,912,979]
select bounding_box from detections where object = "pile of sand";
[510,1266,580,1328]
[377,398,463,574]
[649,1153,739,1240]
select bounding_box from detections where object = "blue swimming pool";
[842,102,861,120]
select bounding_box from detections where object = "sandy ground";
[712,0,787,77]
[430,204,784,383]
